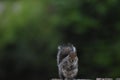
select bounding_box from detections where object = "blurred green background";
[0,0,120,80]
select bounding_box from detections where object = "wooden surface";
[51,78,114,80]
[51,79,92,80]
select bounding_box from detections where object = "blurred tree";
[0,0,120,80]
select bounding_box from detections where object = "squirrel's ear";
[58,46,61,50]
[72,46,76,52]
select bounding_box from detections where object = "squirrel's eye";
[69,59,74,62]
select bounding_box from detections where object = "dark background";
[0,0,120,80]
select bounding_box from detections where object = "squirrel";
[57,44,78,80]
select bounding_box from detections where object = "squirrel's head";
[58,43,76,54]
[69,51,77,62]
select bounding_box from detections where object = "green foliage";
[0,0,120,79]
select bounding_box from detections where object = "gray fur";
[57,44,78,80]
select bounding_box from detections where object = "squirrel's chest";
[62,59,77,71]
